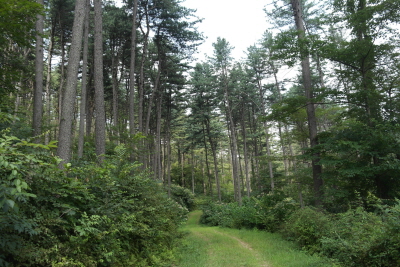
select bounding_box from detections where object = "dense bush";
[200,191,298,231]
[282,205,400,267]
[281,207,332,253]
[199,198,258,229]
[169,184,196,211]
[254,191,298,232]
[0,137,188,267]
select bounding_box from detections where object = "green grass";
[175,210,339,267]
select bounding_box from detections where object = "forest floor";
[175,210,337,267]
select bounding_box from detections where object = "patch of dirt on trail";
[212,230,271,267]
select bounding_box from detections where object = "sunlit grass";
[175,210,339,267]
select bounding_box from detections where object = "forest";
[1,0,400,266]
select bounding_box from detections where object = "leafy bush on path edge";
[0,138,189,267]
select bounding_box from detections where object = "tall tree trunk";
[129,0,138,137]
[240,115,251,197]
[57,0,86,165]
[33,0,44,139]
[264,123,275,191]
[271,64,289,176]
[257,79,274,191]
[225,102,241,205]
[58,32,65,124]
[94,0,106,161]
[139,4,150,133]
[206,120,221,202]
[166,130,172,197]
[291,0,323,207]
[78,0,90,158]
[202,124,213,197]
[145,64,161,134]
[111,52,119,143]
[45,25,54,145]
[191,149,195,194]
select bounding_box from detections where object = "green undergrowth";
[176,210,336,267]
[0,135,189,267]
[199,194,400,267]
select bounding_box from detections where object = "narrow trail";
[178,210,271,267]
[177,211,335,267]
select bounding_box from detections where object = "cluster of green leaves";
[0,138,189,266]
[169,184,196,212]
[316,120,400,210]
[199,191,298,231]
[0,0,42,97]
[283,204,400,266]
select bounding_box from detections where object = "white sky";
[182,0,270,62]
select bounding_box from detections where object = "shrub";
[200,191,299,231]
[169,184,196,211]
[0,140,188,266]
[320,206,400,267]
[282,207,331,254]
[255,191,298,232]
[282,204,400,267]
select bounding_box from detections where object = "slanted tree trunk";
[291,0,323,207]
[94,0,106,161]
[33,0,44,139]
[57,0,86,165]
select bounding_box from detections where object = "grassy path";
[176,210,337,267]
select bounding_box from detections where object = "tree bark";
[240,113,251,197]
[205,117,221,202]
[129,0,138,136]
[291,0,323,207]
[57,0,86,165]
[33,0,44,139]
[94,0,106,161]
[78,0,90,158]
[44,25,54,145]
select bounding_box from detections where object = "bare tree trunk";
[166,131,172,197]
[241,116,251,197]
[291,0,323,206]
[226,106,241,205]
[58,33,65,124]
[129,0,138,136]
[139,4,150,133]
[257,78,274,191]
[271,65,290,176]
[191,149,195,194]
[145,64,161,134]
[78,0,90,158]
[205,118,221,202]
[45,26,54,145]
[264,123,275,191]
[111,52,119,143]
[57,0,86,165]
[202,125,213,197]
[154,90,163,180]
[33,0,44,139]
[94,0,106,161]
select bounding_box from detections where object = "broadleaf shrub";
[200,191,298,231]
[282,207,332,254]
[0,139,188,266]
[282,204,400,267]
